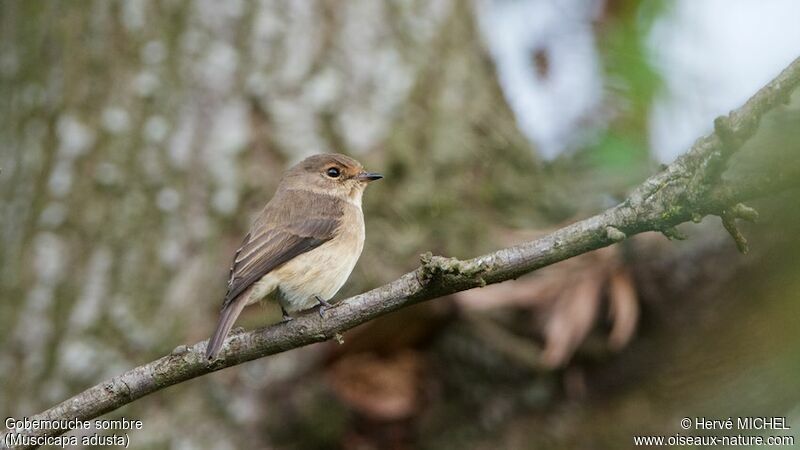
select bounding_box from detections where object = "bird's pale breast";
[246,202,365,311]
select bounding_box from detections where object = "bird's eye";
[326,167,341,178]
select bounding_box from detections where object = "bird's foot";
[280,306,294,323]
[315,295,332,318]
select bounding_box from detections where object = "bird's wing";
[221,191,343,308]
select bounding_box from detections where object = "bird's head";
[282,153,382,204]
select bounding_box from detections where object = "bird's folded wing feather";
[222,192,343,308]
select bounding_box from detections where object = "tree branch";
[3,56,800,450]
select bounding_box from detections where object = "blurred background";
[2,1,800,449]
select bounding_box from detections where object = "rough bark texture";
[3,55,799,450]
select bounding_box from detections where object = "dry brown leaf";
[327,350,424,421]
[452,230,645,368]
[541,272,605,368]
[607,267,639,351]
[454,276,564,311]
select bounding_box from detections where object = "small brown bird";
[205,153,382,360]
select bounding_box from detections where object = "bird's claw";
[315,295,332,318]
[280,306,294,323]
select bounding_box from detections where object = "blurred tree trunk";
[0,1,547,448]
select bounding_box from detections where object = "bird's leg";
[280,304,294,323]
[315,295,332,318]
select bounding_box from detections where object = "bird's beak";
[355,171,383,182]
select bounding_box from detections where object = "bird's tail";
[206,298,247,360]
